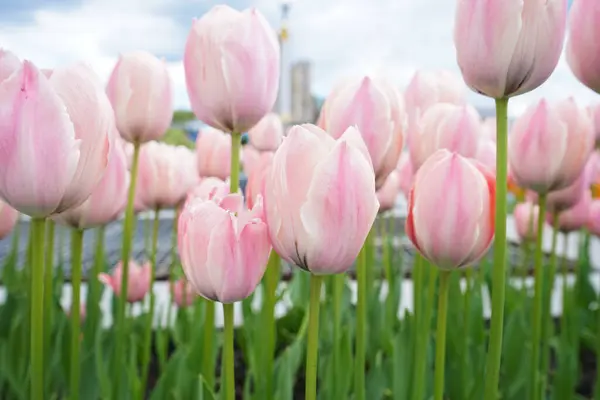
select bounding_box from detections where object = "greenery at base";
[162,128,194,149]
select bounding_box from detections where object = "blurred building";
[290,61,317,123]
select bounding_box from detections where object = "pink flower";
[248,113,283,151]
[566,0,600,94]
[587,200,600,236]
[178,193,271,303]
[319,76,406,187]
[0,54,116,217]
[481,118,497,143]
[409,103,480,171]
[396,152,414,197]
[99,261,151,303]
[454,0,567,98]
[106,51,173,143]
[548,191,592,233]
[514,202,541,242]
[508,98,594,194]
[263,124,379,274]
[246,152,273,210]
[53,136,129,229]
[475,139,497,173]
[406,149,496,269]
[0,200,18,240]
[186,177,230,205]
[184,6,280,133]
[171,279,198,308]
[196,127,233,180]
[242,145,261,176]
[544,171,588,214]
[377,171,400,213]
[588,105,600,147]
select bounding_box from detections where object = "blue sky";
[0,0,595,117]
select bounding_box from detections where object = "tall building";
[290,61,315,123]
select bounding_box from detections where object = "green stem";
[463,267,473,398]
[203,301,215,387]
[305,274,324,400]
[411,253,424,399]
[382,218,394,331]
[263,251,280,400]
[223,303,235,400]
[483,96,509,400]
[90,226,105,335]
[332,273,344,398]
[140,208,160,400]
[114,141,141,397]
[530,194,547,400]
[355,244,367,400]
[70,228,84,400]
[44,220,55,371]
[30,218,46,400]
[414,259,437,400]
[434,270,451,400]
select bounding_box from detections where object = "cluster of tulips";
[1,0,600,399]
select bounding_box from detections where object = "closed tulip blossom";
[246,152,273,209]
[106,51,173,143]
[53,136,130,229]
[99,261,151,303]
[184,6,280,133]
[406,149,496,269]
[514,202,541,242]
[508,98,594,194]
[0,55,116,217]
[197,127,233,180]
[409,103,480,171]
[377,171,400,213]
[589,105,600,147]
[454,0,567,99]
[178,192,271,303]
[186,177,232,206]
[566,0,600,94]
[548,191,592,233]
[587,200,600,236]
[242,145,261,176]
[0,200,18,240]
[396,152,414,197]
[475,139,497,173]
[171,279,198,308]
[544,171,588,214]
[248,113,283,151]
[319,76,406,187]
[263,124,379,274]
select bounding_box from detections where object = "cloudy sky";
[0,0,594,117]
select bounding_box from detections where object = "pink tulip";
[171,279,198,308]
[178,192,271,303]
[587,200,600,236]
[396,152,414,197]
[508,98,594,193]
[248,113,283,151]
[409,103,480,171]
[377,171,400,213]
[242,145,261,176]
[196,127,233,180]
[514,202,540,242]
[263,124,379,274]
[106,51,173,143]
[454,0,567,98]
[246,152,273,210]
[406,149,496,269]
[0,200,18,240]
[475,139,497,173]
[0,54,116,217]
[53,136,129,229]
[544,172,588,214]
[588,105,600,147]
[184,6,280,133]
[481,118,497,143]
[136,142,199,209]
[99,261,151,303]
[548,191,592,233]
[319,76,406,187]
[586,151,600,188]
[566,0,600,94]
[186,177,231,206]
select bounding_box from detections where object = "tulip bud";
[409,103,480,171]
[377,171,400,213]
[548,191,592,233]
[566,0,600,94]
[99,261,151,303]
[171,279,198,308]
[454,0,567,98]
[406,149,496,269]
[186,177,232,206]
[264,124,379,274]
[396,152,414,197]
[587,200,600,236]
[514,202,540,242]
[0,200,18,240]
[246,152,273,210]
[106,51,173,143]
[0,55,116,217]
[178,193,271,303]
[545,172,588,214]
[508,98,594,194]
[248,113,283,152]
[196,127,233,180]
[184,6,280,133]
[475,139,497,173]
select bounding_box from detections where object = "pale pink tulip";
[196,127,233,180]
[514,202,540,242]
[588,105,600,147]
[99,261,151,303]
[406,149,496,269]
[186,177,231,205]
[319,76,406,187]
[475,139,497,173]
[178,192,271,303]
[248,113,283,151]
[548,191,592,233]
[566,0,600,94]
[246,152,273,210]
[587,200,600,236]
[0,200,18,240]
[184,6,280,133]
[377,171,400,213]
[0,54,115,217]
[53,136,129,229]
[454,0,567,98]
[242,145,261,176]
[544,172,588,214]
[586,151,600,188]
[508,98,594,193]
[263,125,379,274]
[481,118,497,143]
[106,51,173,143]
[171,279,198,308]
[0,50,20,82]
[396,152,414,197]
[409,103,480,171]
